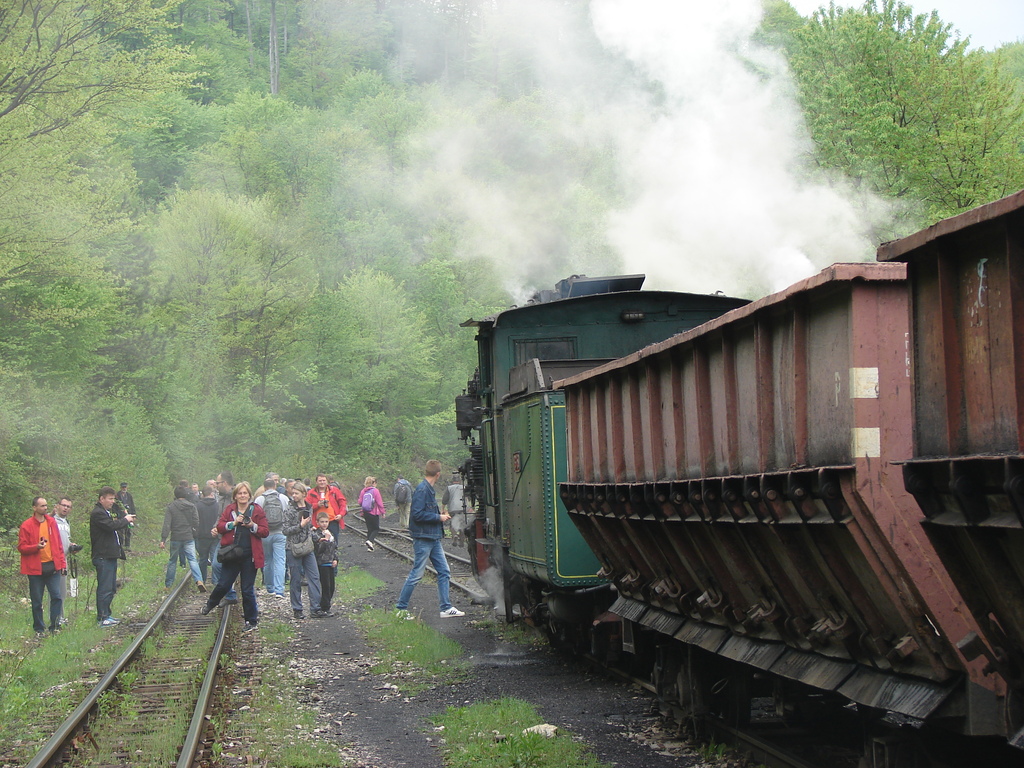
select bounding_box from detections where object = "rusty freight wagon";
[879,190,1024,746]
[557,262,1004,755]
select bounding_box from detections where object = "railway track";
[343,520,491,604]
[27,577,233,768]
[345,519,832,767]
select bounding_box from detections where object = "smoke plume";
[404,0,892,298]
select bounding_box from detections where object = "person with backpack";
[254,476,290,599]
[160,486,206,594]
[393,476,413,530]
[358,477,386,551]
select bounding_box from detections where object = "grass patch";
[433,698,609,768]
[355,606,468,692]
[333,565,385,603]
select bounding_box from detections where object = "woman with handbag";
[282,482,323,619]
[200,482,268,631]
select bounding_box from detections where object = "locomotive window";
[514,338,576,365]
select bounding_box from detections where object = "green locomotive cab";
[457,274,747,626]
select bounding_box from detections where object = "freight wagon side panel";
[879,191,1024,707]
[558,263,999,731]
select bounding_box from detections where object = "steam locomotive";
[456,190,1024,764]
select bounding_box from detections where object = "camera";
[320,499,329,508]
[68,543,84,554]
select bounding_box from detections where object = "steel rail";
[176,603,233,768]
[26,576,193,768]
[705,720,824,768]
[580,653,821,768]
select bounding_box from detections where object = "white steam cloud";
[404,0,892,298]
[590,0,882,294]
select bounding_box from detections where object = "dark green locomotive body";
[457,275,747,615]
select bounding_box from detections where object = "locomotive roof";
[461,289,745,330]
[877,188,1024,262]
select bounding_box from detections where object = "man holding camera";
[18,497,67,635]
[90,486,135,626]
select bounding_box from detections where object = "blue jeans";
[206,557,259,624]
[209,541,238,601]
[287,550,322,613]
[28,569,63,633]
[165,540,204,587]
[396,537,452,611]
[93,556,119,622]
[262,530,287,595]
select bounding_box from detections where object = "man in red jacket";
[18,497,67,635]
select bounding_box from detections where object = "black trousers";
[318,564,335,610]
[364,512,380,542]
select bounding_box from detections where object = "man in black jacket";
[90,486,135,626]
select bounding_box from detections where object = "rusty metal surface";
[877,189,1024,262]
[770,648,855,691]
[560,262,1006,734]
[881,193,1024,702]
[837,667,953,720]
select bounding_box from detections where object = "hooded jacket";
[162,497,200,543]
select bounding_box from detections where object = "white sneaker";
[439,607,465,618]
[395,609,415,621]
[365,540,374,551]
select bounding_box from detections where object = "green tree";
[149,188,315,405]
[788,0,1024,222]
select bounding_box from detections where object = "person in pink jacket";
[200,482,269,631]
[19,497,67,635]
[358,477,386,551]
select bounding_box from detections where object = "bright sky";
[786,0,1024,50]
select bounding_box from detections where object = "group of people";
[18,462,468,636]
[18,485,137,633]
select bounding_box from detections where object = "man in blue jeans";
[89,486,135,626]
[254,476,289,599]
[18,497,67,635]
[159,485,206,592]
[395,460,465,619]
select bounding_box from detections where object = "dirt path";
[254,528,710,768]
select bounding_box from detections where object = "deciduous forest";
[1,0,1022,525]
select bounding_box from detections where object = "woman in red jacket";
[200,482,269,631]
[305,474,346,540]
